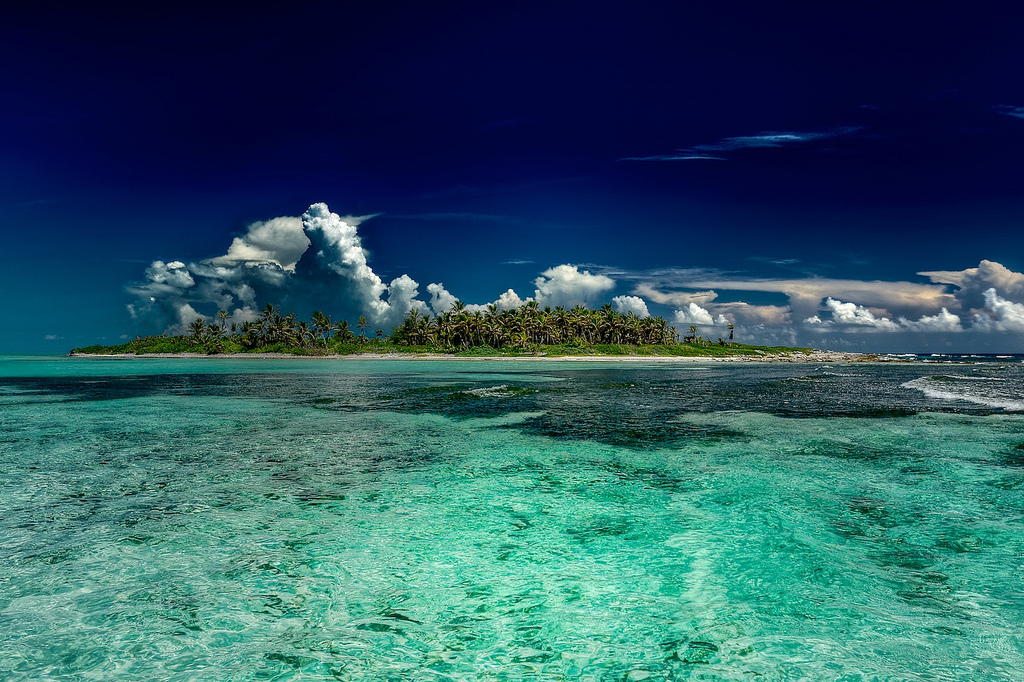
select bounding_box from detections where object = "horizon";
[4,4,1024,354]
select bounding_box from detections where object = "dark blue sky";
[4,2,1024,352]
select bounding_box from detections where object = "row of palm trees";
[186,301,733,352]
[390,301,678,350]
[188,304,378,350]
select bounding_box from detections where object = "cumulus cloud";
[533,265,615,308]
[806,298,963,333]
[426,282,460,315]
[805,298,899,331]
[920,260,1024,313]
[673,303,716,327]
[494,288,528,311]
[426,283,531,315]
[898,308,962,332]
[212,216,309,271]
[973,288,1024,331]
[126,203,431,333]
[611,295,650,317]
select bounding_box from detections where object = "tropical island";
[71,303,866,361]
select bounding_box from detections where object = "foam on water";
[1,357,1023,680]
[902,375,1024,411]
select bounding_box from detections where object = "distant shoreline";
[69,350,873,363]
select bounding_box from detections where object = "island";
[71,303,870,362]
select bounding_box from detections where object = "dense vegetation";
[72,303,807,357]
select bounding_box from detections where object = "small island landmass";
[72,303,870,363]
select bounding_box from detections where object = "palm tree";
[188,317,207,343]
[728,323,735,342]
[311,311,333,347]
[356,315,369,342]
[334,320,353,343]
[217,309,229,331]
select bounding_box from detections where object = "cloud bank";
[124,203,1024,351]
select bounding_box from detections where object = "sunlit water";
[2,356,1023,680]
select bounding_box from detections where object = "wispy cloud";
[993,105,1024,120]
[623,126,864,161]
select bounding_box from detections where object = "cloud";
[898,308,962,332]
[639,274,954,322]
[713,302,792,326]
[533,265,615,308]
[806,298,962,333]
[994,105,1024,120]
[623,126,863,161]
[211,216,309,271]
[973,288,1024,331]
[805,298,899,331]
[673,303,716,327]
[494,289,528,310]
[426,282,460,315]
[611,295,650,318]
[634,283,718,307]
[126,203,430,333]
[920,259,1024,313]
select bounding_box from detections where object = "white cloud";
[804,298,899,331]
[144,260,194,289]
[611,295,650,317]
[427,284,530,315]
[920,260,1024,313]
[973,288,1024,331]
[300,203,389,315]
[673,303,715,326]
[898,308,962,332]
[494,288,527,311]
[212,216,309,271]
[807,299,963,333]
[426,282,459,315]
[533,264,615,308]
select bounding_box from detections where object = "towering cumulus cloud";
[294,203,426,329]
[127,203,429,333]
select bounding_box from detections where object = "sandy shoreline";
[70,350,871,363]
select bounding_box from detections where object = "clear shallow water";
[2,357,1024,680]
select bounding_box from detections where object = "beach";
[71,349,871,363]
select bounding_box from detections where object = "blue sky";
[4,2,1024,353]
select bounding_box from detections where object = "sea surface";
[2,355,1023,681]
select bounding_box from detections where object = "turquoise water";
[2,357,1023,680]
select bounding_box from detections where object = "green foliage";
[71,306,813,359]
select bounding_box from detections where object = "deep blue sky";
[4,2,1024,353]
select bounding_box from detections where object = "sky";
[3,2,1024,353]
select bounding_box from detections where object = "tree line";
[180,301,732,352]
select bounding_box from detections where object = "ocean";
[2,355,1023,680]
